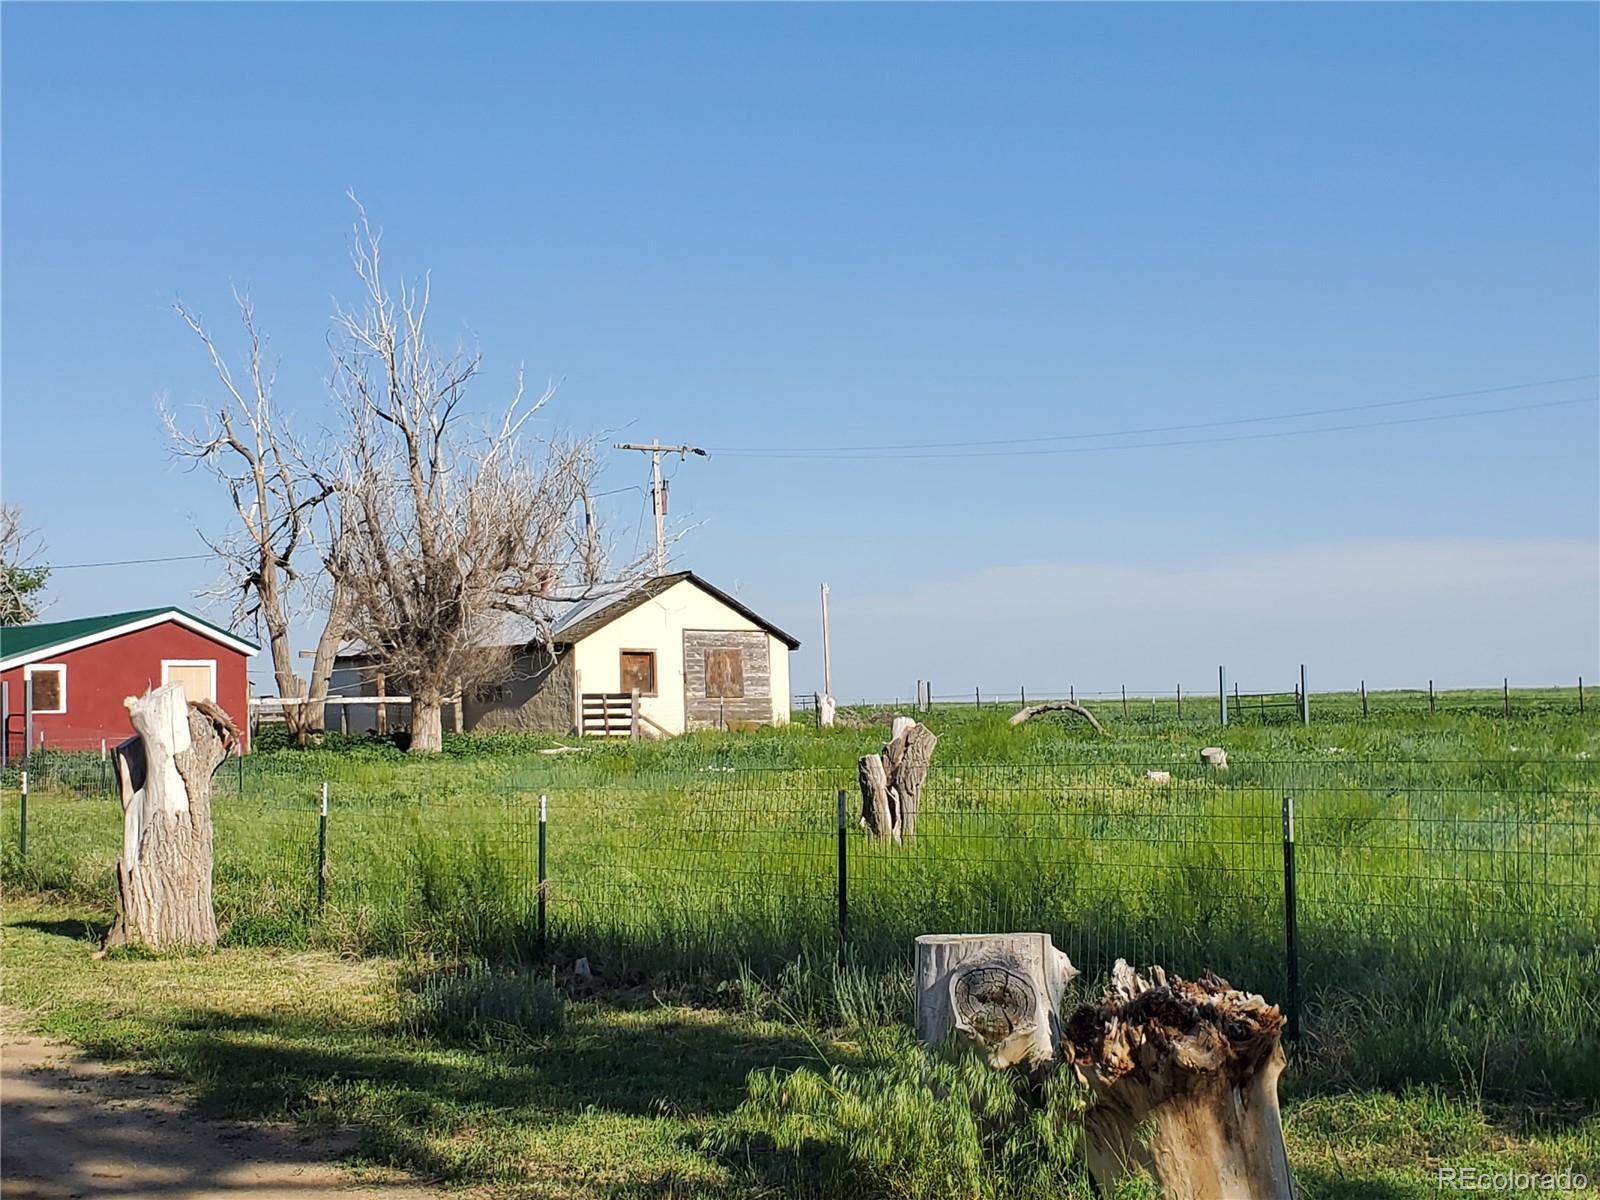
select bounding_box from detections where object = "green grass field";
[2,896,1595,1198]
[3,690,1597,1159]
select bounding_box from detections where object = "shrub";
[717,1029,1120,1200]
[402,962,564,1045]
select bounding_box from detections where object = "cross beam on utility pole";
[614,440,708,576]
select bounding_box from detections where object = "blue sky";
[4,3,1597,700]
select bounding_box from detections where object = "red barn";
[0,608,259,759]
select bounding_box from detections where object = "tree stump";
[914,933,1078,1069]
[1062,960,1293,1199]
[858,716,936,841]
[103,685,238,951]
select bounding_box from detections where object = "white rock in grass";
[1200,747,1228,769]
[1145,770,1172,784]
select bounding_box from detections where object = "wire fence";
[5,752,1596,1088]
[796,679,1592,726]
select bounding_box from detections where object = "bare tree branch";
[331,199,645,752]
[165,293,351,744]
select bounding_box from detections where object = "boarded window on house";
[704,648,745,698]
[28,665,64,713]
[620,650,657,695]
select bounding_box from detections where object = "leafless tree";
[0,505,49,625]
[331,201,630,752]
[166,294,352,745]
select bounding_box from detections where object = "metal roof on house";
[0,607,260,669]
[478,572,801,652]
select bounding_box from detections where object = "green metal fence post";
[1219,666,1228,727]
[836,789,849,944]
[1281,792,1300,1041]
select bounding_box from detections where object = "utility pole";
[820,582,834,699]
[818,581,836,728]
[614,440,707,575]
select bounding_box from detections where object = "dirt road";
[2,1027,442,1200]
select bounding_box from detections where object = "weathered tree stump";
[103,685,238,951]
[915,932,1078,1069]
[1062,960,1293,1199]
[1007,700,1106,735]
[858,716,936,841]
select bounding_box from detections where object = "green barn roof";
[0,607,259,668]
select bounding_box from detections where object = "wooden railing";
[579,691,637,738]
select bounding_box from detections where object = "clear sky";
[3,3,1597,701]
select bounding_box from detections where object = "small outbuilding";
[334,572,800,737]
[0,607,259,759]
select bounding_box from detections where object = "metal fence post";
[1581,677,1586,714]
[1219,666,1228,727]
[316,782,329,916]
[1176,684,1182,719]
[1,680,8,769]
[1121,685,1128,719]
[1361,680,1368,718]
[1299,664,1309,726]
[1503,678,1511,718]
[1281,792,1300,1041]
[238,746,246,796]
[1428,679,1435,715]
[18,770,28,858]
[537,793,548,949]
[836,789,849,944]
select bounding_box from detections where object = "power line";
[706,373,1600,456]
[46,552,215,571]
[703,395,1597,461]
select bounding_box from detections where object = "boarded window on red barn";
[27,665,65,713]
[704,648,744,699]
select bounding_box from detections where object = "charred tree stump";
[103,685,239,952]
[1007,700,1106,735]
[915,933,1078,1069]
[858,716,936,841]
[1062,960,1293,1199]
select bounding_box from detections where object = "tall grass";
[3,700,1596,1099]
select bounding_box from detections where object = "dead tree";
[104,686,240,951]
[168,294,351,744]
[858,716,936,841]
[1062,961,1293,1199]
[331,198,639,752]
[1007,700,1106,735]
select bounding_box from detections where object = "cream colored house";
[460,572,799,736]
